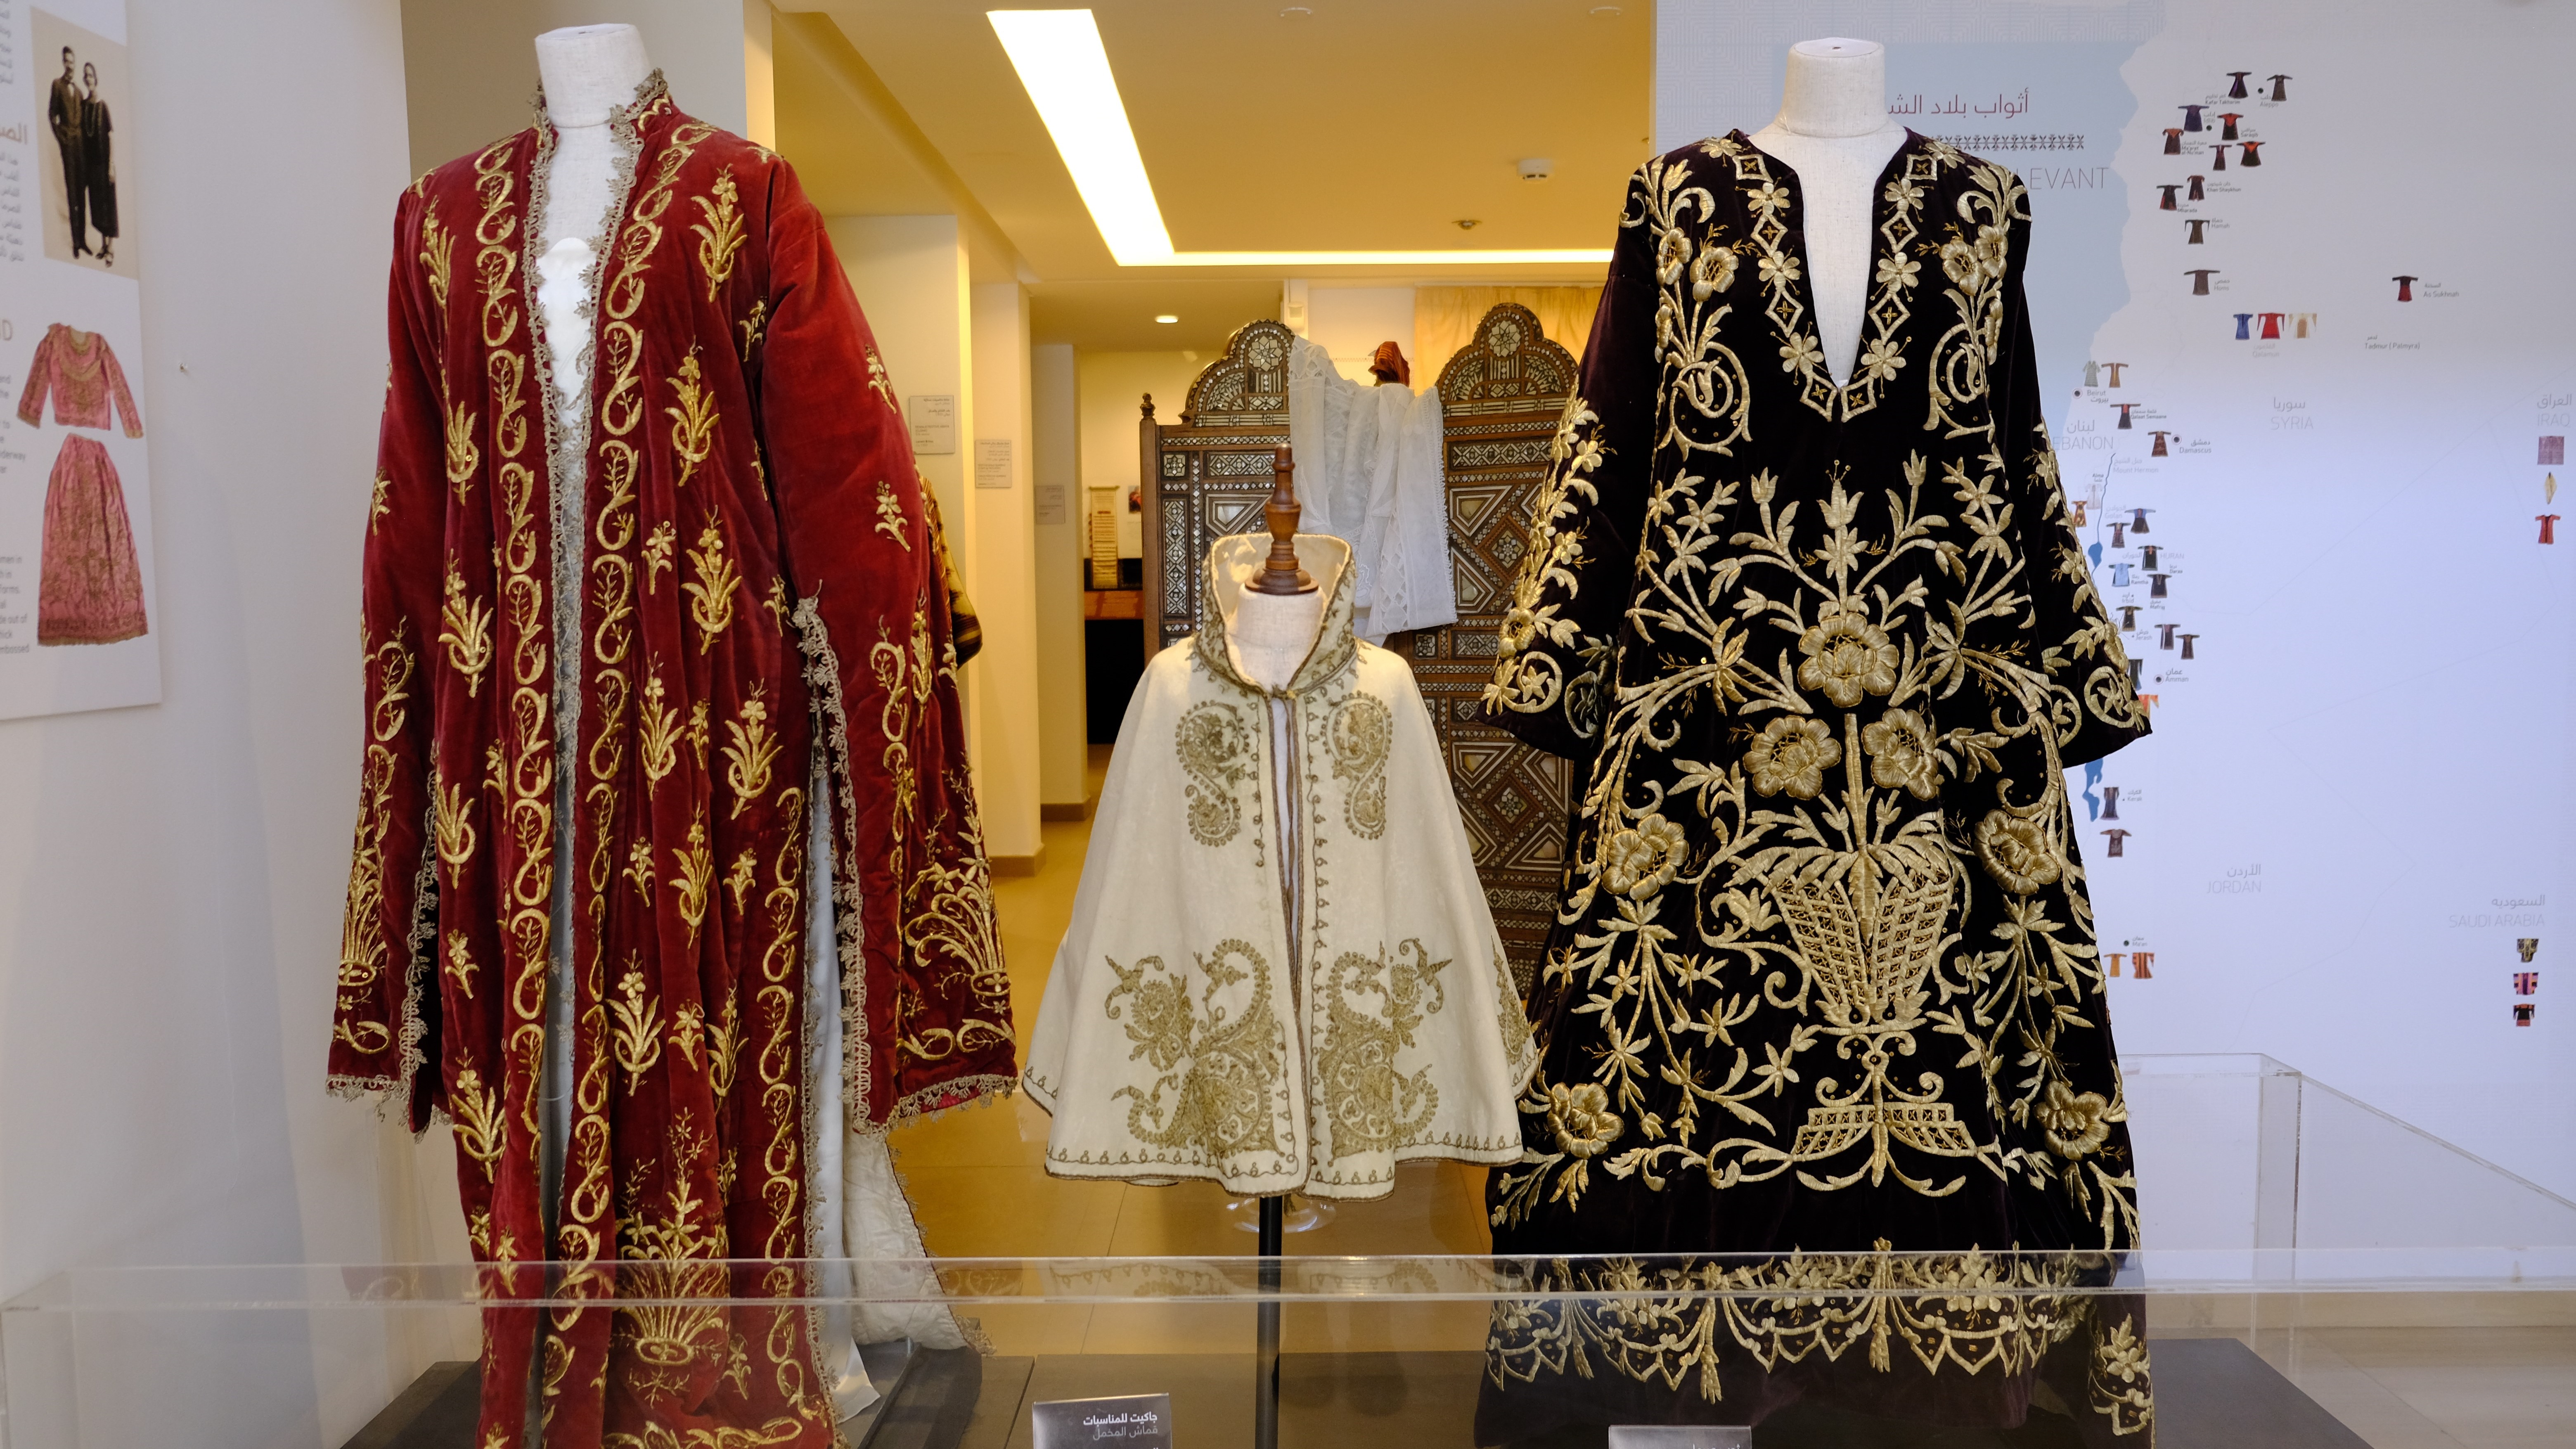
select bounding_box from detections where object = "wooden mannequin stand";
[1250,445,1316,597]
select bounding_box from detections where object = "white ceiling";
[772,1,1650,349]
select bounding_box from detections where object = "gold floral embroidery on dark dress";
[1472,130,2155,1445]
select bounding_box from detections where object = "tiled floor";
[889,751,2576,1443]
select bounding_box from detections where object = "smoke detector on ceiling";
[1518,158,1554,182]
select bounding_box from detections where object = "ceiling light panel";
[988,9,1173,264]
[988,8,1609,270]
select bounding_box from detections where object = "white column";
[1032,343,1089,814]
[967,283,1042,869]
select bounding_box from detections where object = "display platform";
[6,1058,2569,1449]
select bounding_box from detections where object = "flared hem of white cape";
[1037,1139,1528,1202]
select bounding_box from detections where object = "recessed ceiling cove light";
[988,9,1610,269]
[1154,314,1179,324]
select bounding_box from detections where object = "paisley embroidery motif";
[1175,700,1253,847]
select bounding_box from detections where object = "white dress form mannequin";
[1748,38,1908,386]
[533,25,650,431]
[1233,590,1327,690]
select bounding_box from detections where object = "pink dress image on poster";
[16,324,147,646]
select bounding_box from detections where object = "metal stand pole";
[1255,1194,1283,1449]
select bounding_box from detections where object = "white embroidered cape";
[1024,534,1535,1199]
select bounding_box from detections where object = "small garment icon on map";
[2393,275,2418,301]
[2179,632,2198,660]
[2513,1004,2535,1026]
[2101,828,2132,858]
[2540,437,2564,465]
[2188,174,2207,201]
[2538,514,2559,545]
[2515,972,2538,996]
[2226,71,2252,98]
[2187,268,2220,294]
[2151,430,2171,457]
[2218,112,2245,141]
[2517,938,2538,963]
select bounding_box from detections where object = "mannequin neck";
[535,24,653,129]
[1232,589,1326,691]
[1777,38,1889,139]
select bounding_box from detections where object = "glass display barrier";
[6,1055,2569,1449]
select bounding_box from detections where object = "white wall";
[1032,344,1087,809]
[0,0,449,1441]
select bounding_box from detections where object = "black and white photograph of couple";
[35,11,135,276]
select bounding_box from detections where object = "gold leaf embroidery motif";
[444,935,478,999]
[665,352,718,488]
[874,480,910,549]
[724,850,758,912]
[438,559,494,698]
[669,815,714,949]
[668,1004,708,1075]
[683,519,739,653]
[369,472,392,535]
[642,521,677,591]
[722,691,779,817]
[419,204,454,311]
[611,963,663,1092]
[449,1068,505,1181]
[637,672,682,789]
[624,841,656,902]
[690,170,746,301]
[442,398,479,485]
[434,779,478,867]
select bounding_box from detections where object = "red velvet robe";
[329,78,1013,1446]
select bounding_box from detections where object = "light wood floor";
[889,750,2576,1444]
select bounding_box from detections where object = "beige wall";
[1305,284,1418,383]
[399,0,751,175]
[1077,351,1207,559]
[1032,344,1087,808]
